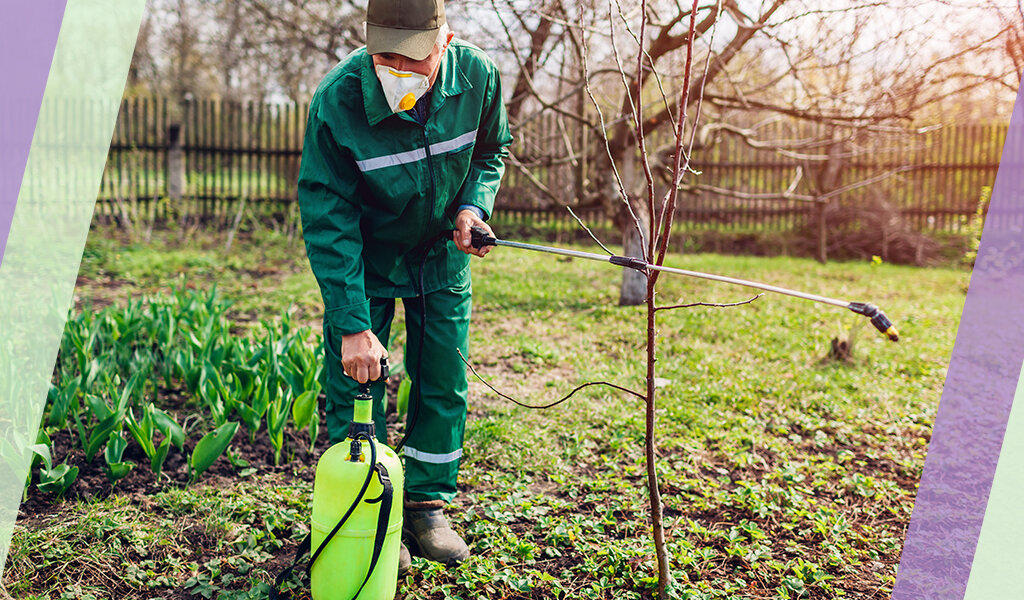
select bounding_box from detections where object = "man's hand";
[340,330,388,384]
[453,209,494,258]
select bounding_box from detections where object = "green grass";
[101,166,295,199]
[6,225,968,599]
[6,476,310,600]
[75,226,323,327]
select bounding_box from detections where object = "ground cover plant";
[3,226,966,599]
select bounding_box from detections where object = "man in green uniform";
[297,0,512,573]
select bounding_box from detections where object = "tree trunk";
[617,142,648,306]
[620,217,648,305]
[646,277,671,598]
[816,200,827,263]
[167,122,184,202]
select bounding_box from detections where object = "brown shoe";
[403,500,470,565]
[398,542,411,576]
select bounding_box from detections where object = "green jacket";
[298,40,512,335]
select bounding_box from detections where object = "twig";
[579,3,648,260]
[683,167,817,203]
[507,153,614,257]
[632,0,658,256]
[557,114,579,167]
[818,165,916,201]
[565,206,615,255]
[647,4,703,597]
[655,293,763,312]
[506,152,563,205]
[651,0,701,281]
[458,349,646,407]
[653,0,723,265]
[513,68,623,129]
[682,0,721,167]
[614,2,679,131]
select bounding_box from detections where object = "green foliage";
[14,229,967,598]
[397,376,412,416]
[125,402,181,478]
[962,185,991,267]
[190,422,240,481]
[46,377,80,428]
[35,278,329,496]
[36,463,80,498]
[103,431,135,485]
[6,478,309,600]
[33,435,79,498]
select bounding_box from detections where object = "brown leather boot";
[398,542,411,576]
[403,500,470,565]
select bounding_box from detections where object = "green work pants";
[323,280,471,503]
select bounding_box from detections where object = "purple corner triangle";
[892,82,1024,599]
[0,1,68,267]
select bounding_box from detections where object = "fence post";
[167,122,183,202]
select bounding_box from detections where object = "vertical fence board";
[99,98,1006,234]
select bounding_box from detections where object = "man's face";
[371,31,454,88]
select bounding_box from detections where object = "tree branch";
[655,293,763,312]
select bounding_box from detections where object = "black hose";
[393,242,432,454]
[307,431,376,573]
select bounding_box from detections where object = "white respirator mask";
[375,65,431,113]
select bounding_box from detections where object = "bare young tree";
[558,0,719,594]
[486,1,1016,593]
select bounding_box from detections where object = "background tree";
[479,0,1020,303]
[127,0,366,102]
[122,0,1018,301]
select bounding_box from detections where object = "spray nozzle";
[848,302,900,342]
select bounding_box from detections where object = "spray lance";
[463,226,899,342]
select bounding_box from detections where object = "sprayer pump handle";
[357,357,390,395]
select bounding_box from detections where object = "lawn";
[3,224,968,599]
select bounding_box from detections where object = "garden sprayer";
[271,357,404,600]
[464,226,899,342]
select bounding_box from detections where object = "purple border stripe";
[0,1,67,266]
[893,84,1024,599]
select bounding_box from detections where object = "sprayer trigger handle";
[469,225,497,249]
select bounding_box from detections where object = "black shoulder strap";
[268,534,311,600]
[354,463,394,599]
[269,462,393,600]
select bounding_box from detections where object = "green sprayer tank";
[310,383,404,600]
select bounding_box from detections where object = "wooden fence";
[96,97,1007,237]
[99,98,305,224]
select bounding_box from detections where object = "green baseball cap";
[365,0,446,61]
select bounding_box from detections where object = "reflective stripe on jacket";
[299,40,512,335]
